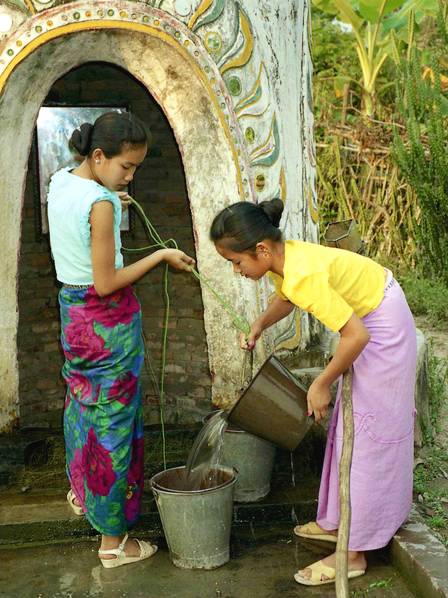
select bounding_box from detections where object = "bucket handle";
[151,483,160,500]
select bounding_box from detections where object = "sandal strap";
[135,539,156,559]
[134,538,144,554]
[309,560,336,583]
[98,533,129,558]
[118,533,129,553]
[301,522,323,535]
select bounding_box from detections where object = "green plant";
[428,515,446,528]
[316,135,417,264]
[312,0,438,116]
[427,351,448,432]
[392,4,448,280]
[413,440,448,548]
[311,9,360,122]
[399,275,448,323]
[350,578,393,596]
[311,3,448,269]
[413,347,448,547]
[393,49,448,281]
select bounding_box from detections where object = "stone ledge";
[0,476,320,548]
[391,506,448,598]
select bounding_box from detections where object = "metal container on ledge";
[204,412,276,502]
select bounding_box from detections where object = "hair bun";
[259,198,284,228]
[70,122,94,156]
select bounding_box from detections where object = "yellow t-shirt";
[269,240,387,332]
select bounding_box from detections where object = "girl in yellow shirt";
[210,198,417,587]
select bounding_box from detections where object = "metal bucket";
[324,219,364,253]
[204,413,276,502]
[228,355,312,451]
[150,466,237,569]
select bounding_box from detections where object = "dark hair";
[210,198,284,252]
[69,111,150,158]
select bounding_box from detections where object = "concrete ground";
[0,526,417,598]
[2,319,447,598]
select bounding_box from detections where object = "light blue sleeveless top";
[47,168,124,285]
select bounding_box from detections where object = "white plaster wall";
[240,1,317,239]
[238,0,319,352]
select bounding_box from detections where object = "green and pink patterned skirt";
[59,285,145,536]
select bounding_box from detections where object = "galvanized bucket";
[323,219,364,253]
[204,413,276,502]
[228,355,312,451]
[150,466,237,569]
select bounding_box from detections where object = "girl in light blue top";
[47,112,194,569]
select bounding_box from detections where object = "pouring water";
[184,410,228,490]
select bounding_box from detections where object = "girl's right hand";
[240,323,263,351]
[162,249,195,272]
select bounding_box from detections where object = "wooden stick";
[336,368,354,597]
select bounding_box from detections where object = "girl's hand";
[307,377,332,422]
[240,323,263,350]
[117,191,132,210]
[162,248,195,272]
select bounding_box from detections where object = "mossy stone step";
[0,473,320,548]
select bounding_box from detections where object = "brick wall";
[17,62,211,429]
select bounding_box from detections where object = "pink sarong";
[316,274,417,551]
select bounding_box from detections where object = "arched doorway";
[0,24,260,431]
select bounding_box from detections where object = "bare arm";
[90,201,194,296]
[241,295,295,349]
[318,313,369,386]
[307,313,370,421]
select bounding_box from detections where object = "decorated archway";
[0,0,317,431]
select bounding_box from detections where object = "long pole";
[335,368,354,597]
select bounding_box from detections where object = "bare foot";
[298,551,367,582]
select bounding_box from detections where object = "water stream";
[184,410,228,490]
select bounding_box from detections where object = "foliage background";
[311,1,448,312]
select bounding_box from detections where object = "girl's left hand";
[306,377,332,422]
[162,248,195,272]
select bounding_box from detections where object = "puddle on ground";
[0,527,418,598]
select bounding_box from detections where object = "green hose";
[122,198,250,466]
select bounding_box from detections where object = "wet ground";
[0,526,417,598]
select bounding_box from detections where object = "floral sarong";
[59,285,145,536]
